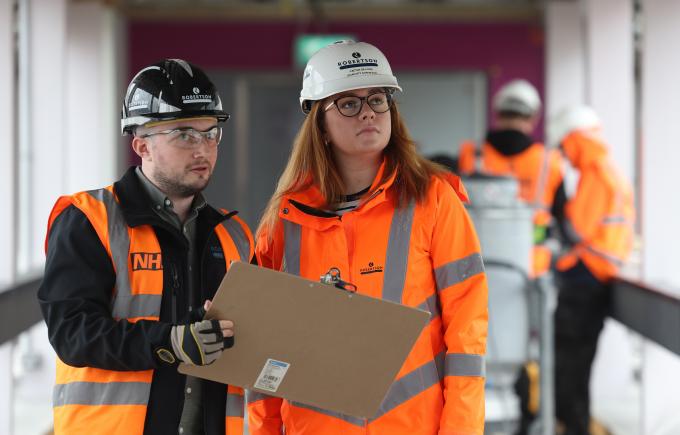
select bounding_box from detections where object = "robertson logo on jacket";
[360,261,383,275]
[131,252,163,271]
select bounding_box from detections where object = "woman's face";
[322,87,392,161]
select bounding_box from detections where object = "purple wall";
[128,20,545,137]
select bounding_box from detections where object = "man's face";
[133,117,220,199]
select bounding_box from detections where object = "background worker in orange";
[458,79,565,277]
[549,105,635,435]
[247,40,488,435]
[38,59,253,435]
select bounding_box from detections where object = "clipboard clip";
[320,267,358,293]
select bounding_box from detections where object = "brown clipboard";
[179,261,430,418]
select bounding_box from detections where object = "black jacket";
[38,167,243,434]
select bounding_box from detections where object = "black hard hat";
[121,59,230,135]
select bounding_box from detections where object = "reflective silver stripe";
[382,201,416,303]
[434,252,485,291]
[417,293,440,320]
[532,147,550,210]
[245,390,274,404]
[445,353,485,377]
[602,215,628,225]
[110,294,163,319]
[585,245,625,267]
[283,220,301,275]
[221,218,250,262]
[87,189,162,319]
[372,353,442,420]
[226,393,245,417]
[290,354,444,425]
[53,381,151,406]
[289,401,366,426]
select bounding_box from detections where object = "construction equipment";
[463,174,555,435]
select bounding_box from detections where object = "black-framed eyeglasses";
[324,91,393,117]
[140,126,222,149]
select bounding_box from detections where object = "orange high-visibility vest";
[556,132,635,282]
[46,185,252,435]
[248,164,488,435]
[458,140,564,276]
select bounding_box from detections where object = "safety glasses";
[324,91,393,117]
[141,126,222,149]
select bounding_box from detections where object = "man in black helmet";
[38,59,253,435]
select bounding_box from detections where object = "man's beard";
[154,167,211,198]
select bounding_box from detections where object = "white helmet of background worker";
[299,40,402,114]
[548,105,602,148]
[493,79,541,117]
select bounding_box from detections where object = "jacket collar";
[281,158,397,229]
[279,157,470,229]
[113,166,229,229]
[442,171,470,203]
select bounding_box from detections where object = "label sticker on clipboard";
[254,358,290,392]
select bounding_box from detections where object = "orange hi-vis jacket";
[458,138,564,276]
[248,162,488,435]
[45,185,252,435]
[556,131,635,282]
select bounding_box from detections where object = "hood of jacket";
[561,129,609,171]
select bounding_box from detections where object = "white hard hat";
[299,40,402,114]
[548,105,601,148]
[493,79,541,117]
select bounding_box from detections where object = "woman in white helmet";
[247,40,488,435]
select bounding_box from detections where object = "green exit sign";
[293,34,355,69]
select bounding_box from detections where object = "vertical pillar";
[64,2,121,193]
[545,1,586,122]
[640,0,680,433]
[19,0,121,273]
[19,0,67,274]
[3,1,18,432]
[1,0,17,431]
[1,0,16,287]
[584,0,635,180]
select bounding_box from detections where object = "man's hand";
[170,318,234,366]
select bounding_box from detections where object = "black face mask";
[485,129,535,156]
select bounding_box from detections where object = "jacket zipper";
[187,260,193,314]
[289,187,385,285]
[170,263,180,324]
[199,237,209,309]
[363,188,383,205]
[346,188,382,282]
